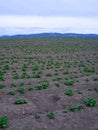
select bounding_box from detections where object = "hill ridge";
[0,33,98,38]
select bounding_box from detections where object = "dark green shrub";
[65,89,74,96]
[63,109,68,113]
[7,91,16,95]
[84,98,96,106]
[10,83,16,87]
[14,98,27,104]
[0,84,6,89]
[22,64,27,71]
[17,87,25,94]
[34,113,40,119]
[33,73,41,78]
[64,80,75,86]
[32,65,39,71]
[0,116,8,128]
[0,75,5,81]
[70,104,84,112]
[63,71,69,75]
[35,80,50,90]
[19,82,25,86]
[28,87,34,91]
[54,72,59,76]
[93,77,98,81]
[55,77,62,81]
[94,87,98,93]
[3,65,10,70]
[13,73,19,79]
[20,72,31,79]
[55,82,60,87]
[47,112,55,119]
[83,67,95,73]
[85,78,89,82]
[0,70,4,76]
[45,73,52,77]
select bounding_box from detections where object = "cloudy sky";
[0,0,98,35]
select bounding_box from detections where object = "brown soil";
[0,38,98,130]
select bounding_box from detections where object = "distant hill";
[0,33,98,38]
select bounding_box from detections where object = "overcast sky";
[0,0,98,35]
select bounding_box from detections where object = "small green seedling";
[47,112,55,119]
[70,104,84,112]
[14,98,27,104]
[0,116,8,128]
[55,82,60,87]
[7,91,16,95]
[84,98,96,106]
[63,109,68,113]
[64,80,75,86]
[94,87,98,93]
[0,84,6,89]
[17,87,25,94]
[34,113,40,119]
[65,89,74,96]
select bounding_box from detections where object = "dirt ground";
[0,38,98,130]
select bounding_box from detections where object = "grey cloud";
[0,0,98,17]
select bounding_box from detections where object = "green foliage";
[17,87,25,94]
[19,82,25,86]
[3,65,10,70]
[55,82,60,87]
[10,83,16,87]
[78,63,85,67]
[63,71,69,75]
[64,80,75,86]
[22,64,27,71]
[94,87,98,93]
[83,67,95,73]
[0,116,8,128]
[28,87,34,91]
[0,76,5,81]
[35,80,50,90]
[47,112,55,119]
[70,104,84,112]
[63,109,68,113]
[85,78,89,82]
[0,84,6,89]
[33,73,41,78]
[93,77,98,81]
[45,73,52,77]
[13,73,19,79]
[55,77,62,81]
[14,98,27,104]
[34,113,40,119]
[84,98,96,106]
[54,72,59,76]
[0,70,5,81]
[32,65,39,71]
[54,62,61,68]
[7,91,16,95]
[65,89,74,96]
[0,70,4,76]
[20,72,31,79]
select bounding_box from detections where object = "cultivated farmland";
[0,38,98,130]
